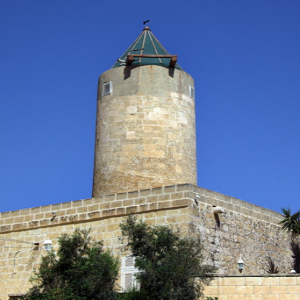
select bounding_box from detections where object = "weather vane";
[143,20,150,25]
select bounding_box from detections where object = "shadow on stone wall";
[291,241,300,272]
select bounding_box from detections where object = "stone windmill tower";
[92,26,197,197]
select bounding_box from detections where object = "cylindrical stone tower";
[92,27,197,197]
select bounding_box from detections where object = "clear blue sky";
[1,1,299,214]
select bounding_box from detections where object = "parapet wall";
[0,184,284,234]
[190,185,290,274]
[204,275,300,300]
[0,184,291,299]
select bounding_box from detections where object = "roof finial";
[143,20,150,31]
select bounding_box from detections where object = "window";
[189,86,195,99]
[102,81,112,96]
[121,256,140,291]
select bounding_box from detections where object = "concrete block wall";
[204,275,300,300]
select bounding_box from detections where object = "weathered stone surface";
[92,65,197,197]
[0,184,293,299]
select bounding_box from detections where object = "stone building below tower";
[0,26,294,300]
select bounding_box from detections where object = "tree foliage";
[266,257,279,274]
[120,215,215,300]
[279,207,300,273]
[22,229,119,300]
[279,207,300,240]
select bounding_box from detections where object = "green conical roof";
[112,26,183,70]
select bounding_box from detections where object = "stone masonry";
[0,184,290,299]
[204,275,300,300]
[1,27,292,300]
[93,65,197,197]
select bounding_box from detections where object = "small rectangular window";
[103,81,112,96]
[189,86,195,99]
[121,256,140,291]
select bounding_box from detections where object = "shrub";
[120,215,215,300]
[22,229,119,300]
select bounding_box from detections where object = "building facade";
[93,26,197,197]
[0,27,292,299]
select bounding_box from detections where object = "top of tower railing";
[111,26,183,70]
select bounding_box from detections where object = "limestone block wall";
[204,275,300,300]
[0,185,191,300]
[93,65,197,196]
[0,184,291,299]
[189,186,291,275]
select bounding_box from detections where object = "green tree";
[279,207,300,273]
[22,228,119,300]
[119,215,215,300]
[266,257,279,274]
[279,207,300,241]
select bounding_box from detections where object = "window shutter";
[124,273,133,290]
[135,280,141,290]
[125,257,134,268]
[121,256,140,291]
